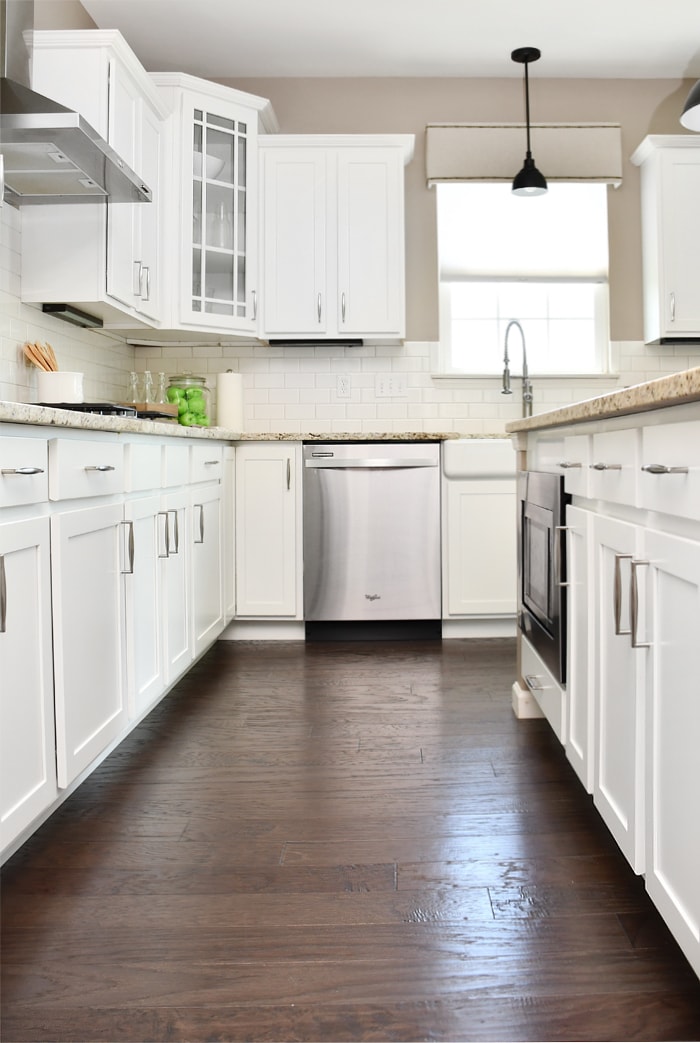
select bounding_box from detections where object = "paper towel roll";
[217,371,244,431]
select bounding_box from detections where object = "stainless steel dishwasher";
[303,442,441,632]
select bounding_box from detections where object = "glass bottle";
[155,372,168,405]
[142,370,153,405]
[126,371,139,404]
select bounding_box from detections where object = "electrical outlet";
[375,374,406,398]
[336,373,352,399]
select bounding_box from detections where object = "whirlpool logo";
[365,593,381,601]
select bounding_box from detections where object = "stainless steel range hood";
[0,0,152,206]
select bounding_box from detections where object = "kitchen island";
[506,364,700,981]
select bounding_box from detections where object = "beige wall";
[222,75,694,342]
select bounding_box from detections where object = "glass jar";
[166,374,211,427]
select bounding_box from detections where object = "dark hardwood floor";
[2,637,699,1042]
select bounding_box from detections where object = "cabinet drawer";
[124,441,162,492]
[0,437,49,507]
[639,420,700,520]
[191,443,223,483]
[521,636,566,742]
[589,429,640,506]
[48,439,124,500]
[163,444,189,488]
[560,434,591,496]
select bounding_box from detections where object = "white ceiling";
[80,0,700,81]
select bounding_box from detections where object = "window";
[437,183,610,376]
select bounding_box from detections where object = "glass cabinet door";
[189,106,251,327]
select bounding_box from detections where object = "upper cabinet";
[151,74,278,338]
[631,135,700,344]
[258,135,414,342]
[21,30,168,328]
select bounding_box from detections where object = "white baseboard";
[442,617,517,639]
[219,619,306,641]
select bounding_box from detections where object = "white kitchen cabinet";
[191,482,224,657]
[564,505,594,792]
[151,73,277,337]
[223,447,236,622]
[235,442,301,618]
[443,480,516,617]
[258,136,414,341]
[0,516,56,851]
[643,527,700,978]
[123,493,165,718]
[23,30,167,328]
[631,136,700,343]
[51,500,128,788]
[592,512,646,872]
[160,487,192,685]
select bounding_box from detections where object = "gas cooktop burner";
[38,401,137,416]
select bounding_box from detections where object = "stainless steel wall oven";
[517,470,570,684]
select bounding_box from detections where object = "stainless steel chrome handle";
[134,260,142,296]
[194,503,205,544]
[158,511,170,558]
[1,466,45,475]
[341,292,346,323]
[0,554,6,633]
[121,520,135,575]
[167,509,180,554]
[251,289,257,321]
[524,674,546,692]
[614,553,633,636]
[305,458,438,470]
[670,292,676,323]
[590,462,622,471]
[317,293,322,323]
[641,463,689,475]
[204,460,220,467]
[287,458,291,491]
[141,265,151,302]
[84,464,116,472]
[554,525,571,586]
[631,559,650,649]
[559,461,582,469]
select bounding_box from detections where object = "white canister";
[37,371,84,403]
[216,371,244,430]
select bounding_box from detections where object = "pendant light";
[680,79,700,131]
[511,46,548,196]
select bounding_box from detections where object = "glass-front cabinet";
[152,73,278,336]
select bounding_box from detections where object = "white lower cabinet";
[564,505,594,792]
[51,502,129,788]
[0,516,57,850]
[161,488,193,685]
[191,482,224,656]
[123,493,165,718]
[235,442,301,617]
[643,528,700,978]
[443,479,516,616]
[592,512,646,873]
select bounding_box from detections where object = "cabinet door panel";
[51,504,128,788]
[445,483,516,616]
[191,484,224,656]
[660,152,700,335]
[337,149,403,336]
[592,513,645,872]
[124,495,164,718]
[565,506,593,792]
[645,528,700,978]
[0,518,56,850]
[261,149,327,335]
[162,490,193,684]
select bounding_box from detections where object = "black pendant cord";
[523,61,533,157]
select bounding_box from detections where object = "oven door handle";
[554,525,571,586]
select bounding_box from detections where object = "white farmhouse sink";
[442,438,515,479]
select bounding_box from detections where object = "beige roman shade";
[426,123,623,186]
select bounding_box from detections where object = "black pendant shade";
[680,78,700,131]
[511,46,547,196]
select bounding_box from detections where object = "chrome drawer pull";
[0,554,6,633]
[1,466,45,476]
[158,511,170,558]
[121,520,135,575]
[631,560,650,649]
[194,503,205,544]
[204,460,219,466]
[558,461,582,469]
[641,463,689,475]
[590,462,622,471]
[524,674,546,692]
[167,509,180,554]
[614,553,632,636]
[84,464,116,472]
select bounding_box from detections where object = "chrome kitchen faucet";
[501,319,533,418]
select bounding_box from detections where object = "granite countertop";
[0,402,492,441]
[506,366,700,433]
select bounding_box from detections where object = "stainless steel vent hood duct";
[0,0,152,206]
